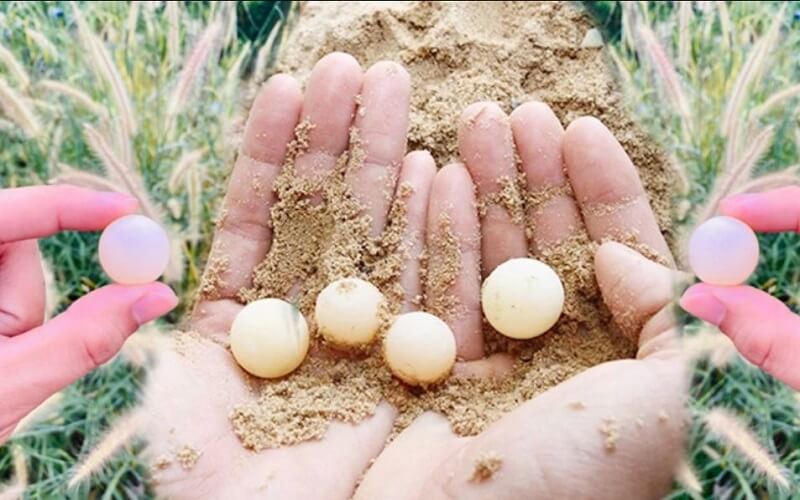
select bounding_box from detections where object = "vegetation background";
[0,1,797,498]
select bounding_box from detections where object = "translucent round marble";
[315,278,385,347]
[383,312,456,386]
[688,215,759,286]
[481,258,564,339]
[99,215,170,285]
[230,298,310,379]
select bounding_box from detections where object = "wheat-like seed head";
[0,78,40,138]
[677,1,692,69]
[165,0,181,68]
[11,392,65,438]
[675,457,702,493]
[704,408,790,489]
[37,80,107,118]
[0,43,30,90]
[24,28,59,60]
[68,412,143,489]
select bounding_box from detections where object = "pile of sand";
[224,1,674,450]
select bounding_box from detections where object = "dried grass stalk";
[721,8,783,167]
[704,408,789,489]
[699,125,774,223]
[0,79,41,137]
[753,84,800,118]
[51,163,128,193]
[25,28,58,59]
[0,44,30,89]
[168,148,205,193]
[675,458,702,493]
[677,1,692,69]
[71,1,137,139]
[166,1,181,67]
[716,1,731,50]
[68,412,143,489]
[167,20,224,122]
[734,166,800,194]
[11,392,65,437]
[38,80,107,118]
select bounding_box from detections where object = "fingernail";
[132,287,178,325]
[98,192,139,211]
[680,287,726,326]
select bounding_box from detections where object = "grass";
[600,1,800,496]
[0,0,798,498]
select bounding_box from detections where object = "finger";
[510,102,584,252]
[563,117,672,265]
[425,356,688,499]
[0,186,137,244]
[680,283,800,389]
[720,186,800,232]
[396,151,436,312]
[0,283,177,436]
[452,353,515,379]
[199,74,302,302]
[0,241,45,336]
[354,413,464,500]
[458,102,527,275]
[426,164,483,361]
[347,61,411,237]
[294,52,363,181]
[594,242,680,354]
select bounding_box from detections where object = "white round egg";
[99,214,170,285]
[688,216,760,286]
[481,258,564,339]
[315,278,385,347]
[230,298,309,379]
[383,311,456,386]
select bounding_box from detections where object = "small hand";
[0,186,178,442]
[680,186,800,389]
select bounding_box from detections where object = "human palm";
[139,53,687,499]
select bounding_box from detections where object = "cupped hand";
[356,104,687,498]
[138,54,687,499]
[681,186,800,389]
[0,186,177,442]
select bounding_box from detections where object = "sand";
[216,1,675,450]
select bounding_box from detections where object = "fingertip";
[403,150,436,176]
[510,101,562,130]
[261,73,302,101]
[366,60,410,86]
[315,51,363,78]
[132,283,179,325]
[459,101,506,131]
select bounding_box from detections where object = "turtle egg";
[383,312,456,386]
[481,258,564,339]
[315,278,385,347]
[230,298,309,379]
[688,215,759,286]
[99,214,170,285]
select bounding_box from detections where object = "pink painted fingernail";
[98,192,139,212]
[132,286,178,325]
[680,286,726,326]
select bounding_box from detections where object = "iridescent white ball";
[315,278,385,347]
[689,215,759,286]
[481,258,564,339]
[230,298,309,379]
[383,312,456,386]
[99,215,170,285]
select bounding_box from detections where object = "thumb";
[680,283,800,389]
[594,241,680,355]
[1,283,177,440]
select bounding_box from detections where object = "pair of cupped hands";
[0,53,795,498]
